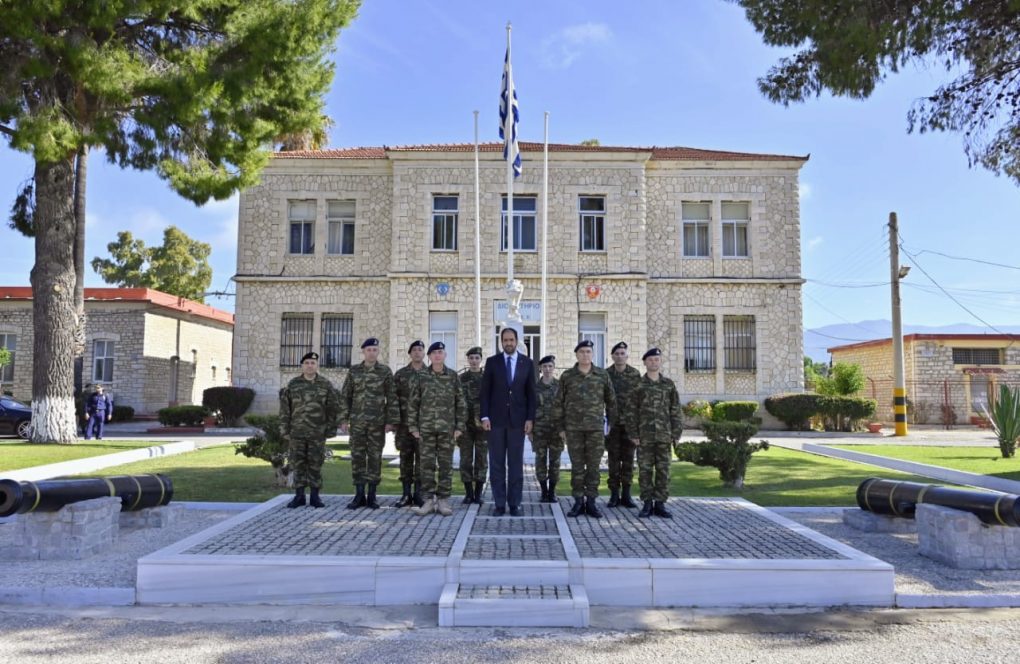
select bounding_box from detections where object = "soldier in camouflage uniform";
[554,339,617,519]
[533,355,562,503]
[393,340,427,507]
[409,341,465,517]
[338,338,400,510]
[279,351,341,508]
[458,346,487,505]
[605,341,642,509]
[627,348,683,519]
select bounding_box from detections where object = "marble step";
[439,583,589,627]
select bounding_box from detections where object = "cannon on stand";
[856,477,1020,527]
[0,474,174,518]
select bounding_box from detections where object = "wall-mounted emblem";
[436,282,450,297]
[585,284,601,300]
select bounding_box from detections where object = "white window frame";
[500,196,538,252]
[0,333,15,383]
[578,313,607,368]
[431,195,459,252]
[682,202,711,258]
[578,195,606,252]
[721,201,750,258]
[93,339,115,383]
[288,200,315,255]
[429,312,458,363]
[326,200,356,255]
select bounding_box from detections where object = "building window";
[429,312,458,361]
[682,202,711,257]
[432,195,459,251]
[320,314,353,368]
[578,313,607,368]
[724,316,756,371]
[288,200,315,255]
[279,314,313,367]
[578,196,606,252]
[93,340,115,382]
[501,196,537,252]
[952,348,1002,365]
[0,333,15,383]
[327,200,356,255]
[684,316,715,372]
[970,375,992,414]
[722,202,750,257]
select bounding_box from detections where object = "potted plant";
[866,422,883,434]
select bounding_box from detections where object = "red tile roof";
[828,333,1020,353]
[274,142,807,162]
[0,287,234,326]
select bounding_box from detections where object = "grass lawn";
[0,440,158,472]
[830,444,1020,482]
[74,443,934,506]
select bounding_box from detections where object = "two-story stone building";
[233,142,808,414]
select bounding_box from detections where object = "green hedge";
[816,396,877,432]
[710,401,759,422]
[111,405,135,422]
[157,405,208,427]
[682,399,713,420]
[764,393,821,431]
[202,386,256,426]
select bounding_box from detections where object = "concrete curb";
[0,586,135,607]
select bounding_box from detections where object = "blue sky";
[2,0,1018,343]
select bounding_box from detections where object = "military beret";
[466,346,484,357]
[427,341,445,355]
[611,341,628,353]
[407,340,425,353]
[300,351,319,363]
[574,339,594,352]
[642,348,662,361]
[539,355,556,366]
[361,337,380,349]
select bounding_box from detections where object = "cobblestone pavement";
[457,584,572,599]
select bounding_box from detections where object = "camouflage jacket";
[279,373,340,442]
[553,364,617,433]
[458,369,484,430]
[534,377,560,432]
[625,374,683,443]
[338,361,400,429]
[607,364,642,427]
[394,363,427,429]
[410,365,466,435]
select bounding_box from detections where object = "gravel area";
[782,508,1020,596]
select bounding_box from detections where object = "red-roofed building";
[0,287,234,415]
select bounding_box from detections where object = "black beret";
[611,341,628,353]
[642,348,662,361]
[408,340,425,353]
[574,339,594,352]
[361,337,379,349]
[466,346,484,357]
[300,352,319,363]
[539,355,555,366]
[427,341,445,355]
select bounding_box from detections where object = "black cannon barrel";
[0,474,173,518]
[856,477,1020,527]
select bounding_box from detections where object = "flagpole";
[541,111,549,356]
[505,23,514,289]
[473,110,482,348]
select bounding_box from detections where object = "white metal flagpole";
[474,110,482,348]
[541,111,549,354]
[505,23,514,288]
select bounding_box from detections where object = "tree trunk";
[72,146,88,358]
[30,156,79,443]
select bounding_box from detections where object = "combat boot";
[619,485,637,508]
[539,482,550,503]
[585,496,604,519]
[394,482,413,507]
[286,488,306,509]
[653,500,673,519]
[638,500,654,518]
[309,488,324,508]
[436,498,453,516]
[462,482,474,505]
[366,483,379,509]
[346,484,366,510]
[412,481,425,507]
[412,496,435,516]
[473,482,485,505]
[567,497,585,517]
[606,487,620,508]
[547,480,557,503]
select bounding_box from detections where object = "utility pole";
[889,212,908,436]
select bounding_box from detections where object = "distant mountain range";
[804,319,1020,362]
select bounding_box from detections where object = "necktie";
[506,354,513,383]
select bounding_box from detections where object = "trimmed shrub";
[236,414,290,486]
[764,393,822,431]
[710,401,759,422]
[157,405,208,427]
[674,420,769,488]
[682,399,713,420]
[816,396,877,432]
[202,386,256,426]
[111,405,135,422]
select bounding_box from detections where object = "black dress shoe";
[638,500,653,518]
[653,500,673,518]
[585,497,603,519]
[567,498,584,518]
[509,505,523,517]
[492,506,506,516]
[365,483,379,509]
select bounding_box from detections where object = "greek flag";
[499,46,522,178]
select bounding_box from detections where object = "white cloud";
[806,236,823,251]
[799,182,812,201]
[540,23,613,69]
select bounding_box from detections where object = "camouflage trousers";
[419,431,456,499]
[350,425,385,485]
[565,430,605,499]
[638,440,672,502]
[396,426,421,485]
[458,427,488,483]
[605,424,636,491]
[531,428,563,485]
[289,437,326,490]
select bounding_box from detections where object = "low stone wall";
[0,497,120,560]
[917,503,1020,570]
[119,504,184,529]
[842,508,917,534]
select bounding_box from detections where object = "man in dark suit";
[479,327,536,516]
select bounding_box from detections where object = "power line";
[803,291,884,338]
[905,248,1020,271]
[806,278,890,288]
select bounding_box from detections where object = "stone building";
[0,287,234,415]
[828,334,1020,425]
[233,142,808,414]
